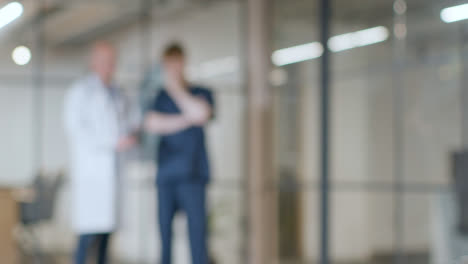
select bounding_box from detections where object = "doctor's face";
[91,43,117,85]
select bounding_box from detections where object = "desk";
[0,189,18,264]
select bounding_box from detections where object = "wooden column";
[246,0,277,263]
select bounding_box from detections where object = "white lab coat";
[64,74,135,234]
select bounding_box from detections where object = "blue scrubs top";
[151,86,214,185]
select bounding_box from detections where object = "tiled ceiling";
[1,0,465,48]
[272,0,463,49]
[2,0,210,46]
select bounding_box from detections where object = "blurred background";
[1,0,468,263]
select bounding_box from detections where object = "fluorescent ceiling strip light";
[0,2,23,30]
[200,28,389,70]
[328,26,389,52]
[441,3,468,23]
[272,26,389,66]
[272,42,323,66]
[198,56,239,78]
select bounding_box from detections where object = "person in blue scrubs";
[144,43,214,264]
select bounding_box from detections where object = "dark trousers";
[158,183,208,264]
[74,233,111,264]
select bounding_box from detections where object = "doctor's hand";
[117,136,137,152]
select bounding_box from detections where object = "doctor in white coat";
[64,41,137,264]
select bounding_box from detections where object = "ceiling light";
[272,42,323,66]
[198,56,239,79]
[328,26,389,52]
[12,46,31,65]
[393,0,407,15]
[272,26,390,66]
[0,2,23,30]
[441,3,468,23]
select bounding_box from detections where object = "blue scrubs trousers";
[157,183,208,264]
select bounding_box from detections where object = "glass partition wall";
[272,0,466,263]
